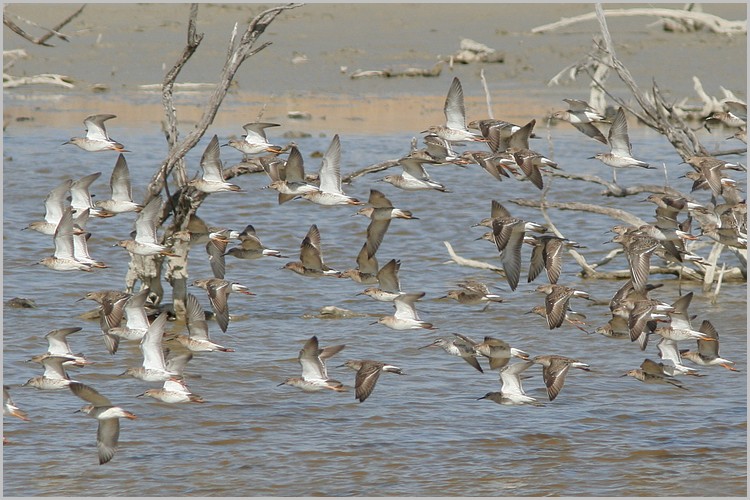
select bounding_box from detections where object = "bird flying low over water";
[422,77,485,143]
[69,382,137,464]
[591,107,651,183]
[64,114,128,152]
[341,359,405,403]
[283,224,341,277]
[278,336,346,392]
[188,135,242,193]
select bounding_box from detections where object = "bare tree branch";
[3,5,85,46]
[122,3,302,318]
[594,4,710,160]
[144,3,303,205]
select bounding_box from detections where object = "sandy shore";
[3,3,746,134]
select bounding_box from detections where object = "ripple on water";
[3,127,746,497]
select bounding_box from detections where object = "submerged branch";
[442,241,504,274]
[341,159,401,183]
[509,198,648,227]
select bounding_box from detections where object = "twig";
[480,68,493,119]
[711,263,726,305]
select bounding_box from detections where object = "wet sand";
[3,3,747,134]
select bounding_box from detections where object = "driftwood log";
[531,7,747,35]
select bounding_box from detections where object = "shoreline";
[3,3,746,135]
[3,88,569,135]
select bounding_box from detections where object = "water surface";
[2,123,747,496]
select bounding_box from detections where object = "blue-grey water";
[2,120,747,496]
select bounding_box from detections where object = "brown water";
[2,119,747,496]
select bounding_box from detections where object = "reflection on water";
[2,124,747,496]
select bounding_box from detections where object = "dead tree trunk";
[123,3,302,320]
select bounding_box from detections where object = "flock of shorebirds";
[5,76,745,465]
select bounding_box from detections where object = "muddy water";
[2,118,747,496]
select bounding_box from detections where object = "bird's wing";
[318,134,343,194]
[399,157,430,180]
[508,119,535,150]
[656,338,683,366]
[284,146,306,182]
[69,381,112,406]
[43,179,73,224]
[71,172,102,210]
[500,360,533,395]
[697,320,720,357]
[355,242,379,275]
[365,219,390,258]
[140,312,168,370]
[607,108,632,156]
[300,238,324,270]
[242,122,279,142]
[84,114,116,141]
[134,197,161,244]
[205,282,230,333]
[42,356,70,380]
[489,200,513,219]
[542,359,571,401]
[109,154,134,202]
[52,208,76,259]
[298,336,326,381]
[206,238,227,279]
[96,418,120,465]
[443,77,466,130]
[199,135,225,182]
[367,189,392,208]
[571,122,608,144]
[393,292,424,320]
[376,259,401,292]
[45,327,81,355]
[185,293,210,341]
[124,289,151,331]
[354,363,383,402]
[563,98,591,111]
[669,292,694,330]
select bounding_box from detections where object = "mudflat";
[3,3,747,133]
